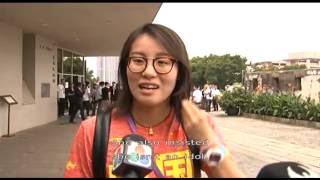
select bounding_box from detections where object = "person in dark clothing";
[66,82,75,116]
[110,81,117,103]
[69,82,85,123]
[102,81,110,101]
[111,82,120,103]
[90,84,98,116]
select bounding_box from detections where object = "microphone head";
[112,134,153,177]
[257,161,319,178]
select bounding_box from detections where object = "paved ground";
[0,111,319,177]
[0,116,80,177]
[212,111,320,177]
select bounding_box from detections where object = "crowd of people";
[57,79,121,123]
[191,83,221,112]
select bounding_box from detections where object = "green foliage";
[253,66,280,72]
[281,64,306,71]
[63,57,84,75]
[219,88,253,114]
[219,90,320,122]
[190,54,247,88]
[85,68,98,85]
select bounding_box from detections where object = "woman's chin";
[135,97,163,107]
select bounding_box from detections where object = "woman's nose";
[141,61,157,78]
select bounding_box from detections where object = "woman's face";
[127,34,178,107]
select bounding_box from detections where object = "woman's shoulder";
[80,108,125,126]
[78,116,97,136]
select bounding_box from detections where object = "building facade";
[96,56,119,83]
[245,68,320,103]
[0,3,161,137]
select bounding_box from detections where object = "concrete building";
[244,68,320,103]
[252,61,288,71]
[96,56,119,83]
[285,52,320,69]
[0,3,161,137]
[245,52,320,103]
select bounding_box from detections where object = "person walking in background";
[212,84,221,111]
[102,81,111,101]
[57,79,66,117]
[66,82,75,117]
[192,85,202,108]
[90,83,98,116]
[96,81,104,113]
[110,81,117,103]
[114,83,120,102]
[204,84,213,112]
[69,82,85,123]
[82,81,91,117]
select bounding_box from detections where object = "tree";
[190,54,247,89]
[85,68,98,85]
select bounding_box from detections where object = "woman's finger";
[181,99,205,126]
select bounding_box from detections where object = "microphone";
[257,161,319,178]
[112,134,153,178]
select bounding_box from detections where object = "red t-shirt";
[64,108,225,178]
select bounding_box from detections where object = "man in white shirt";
[57,79,66,117]
[211,84,221,111]
[192,86,203,108]
[96,81,105,112]
[83,81,91,117]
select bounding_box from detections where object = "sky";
[86,3,320,74]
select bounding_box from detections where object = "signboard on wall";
[41,83,50,98]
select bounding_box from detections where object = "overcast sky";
[87,3,320,74]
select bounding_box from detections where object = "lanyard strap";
[127,115,165,178]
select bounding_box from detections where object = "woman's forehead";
[130,34,169,56]
[129,51,171,57]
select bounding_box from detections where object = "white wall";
[0,22,23,136]
[299,75,320,103]
[0,21,58,136]
[14,35,58,132]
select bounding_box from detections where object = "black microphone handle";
[122,169,140,178]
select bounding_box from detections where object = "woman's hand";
[181,99,246,178]
[181,99,217,143]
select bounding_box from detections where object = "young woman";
[64,23,245,178]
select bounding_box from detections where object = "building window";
[57,49,62,73]
[58,48,85,86]
[63,50,72,74]
[73,54,83,75]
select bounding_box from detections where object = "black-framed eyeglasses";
[127,56,176,74]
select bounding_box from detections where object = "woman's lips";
[138,83,159,95]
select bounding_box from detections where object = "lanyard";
[127,114,165,178]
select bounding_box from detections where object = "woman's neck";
[131,100,171,127]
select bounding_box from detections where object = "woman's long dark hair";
[114,23,192,121]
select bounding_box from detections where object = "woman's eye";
[157,59,170,65]
[132,58,145,64]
